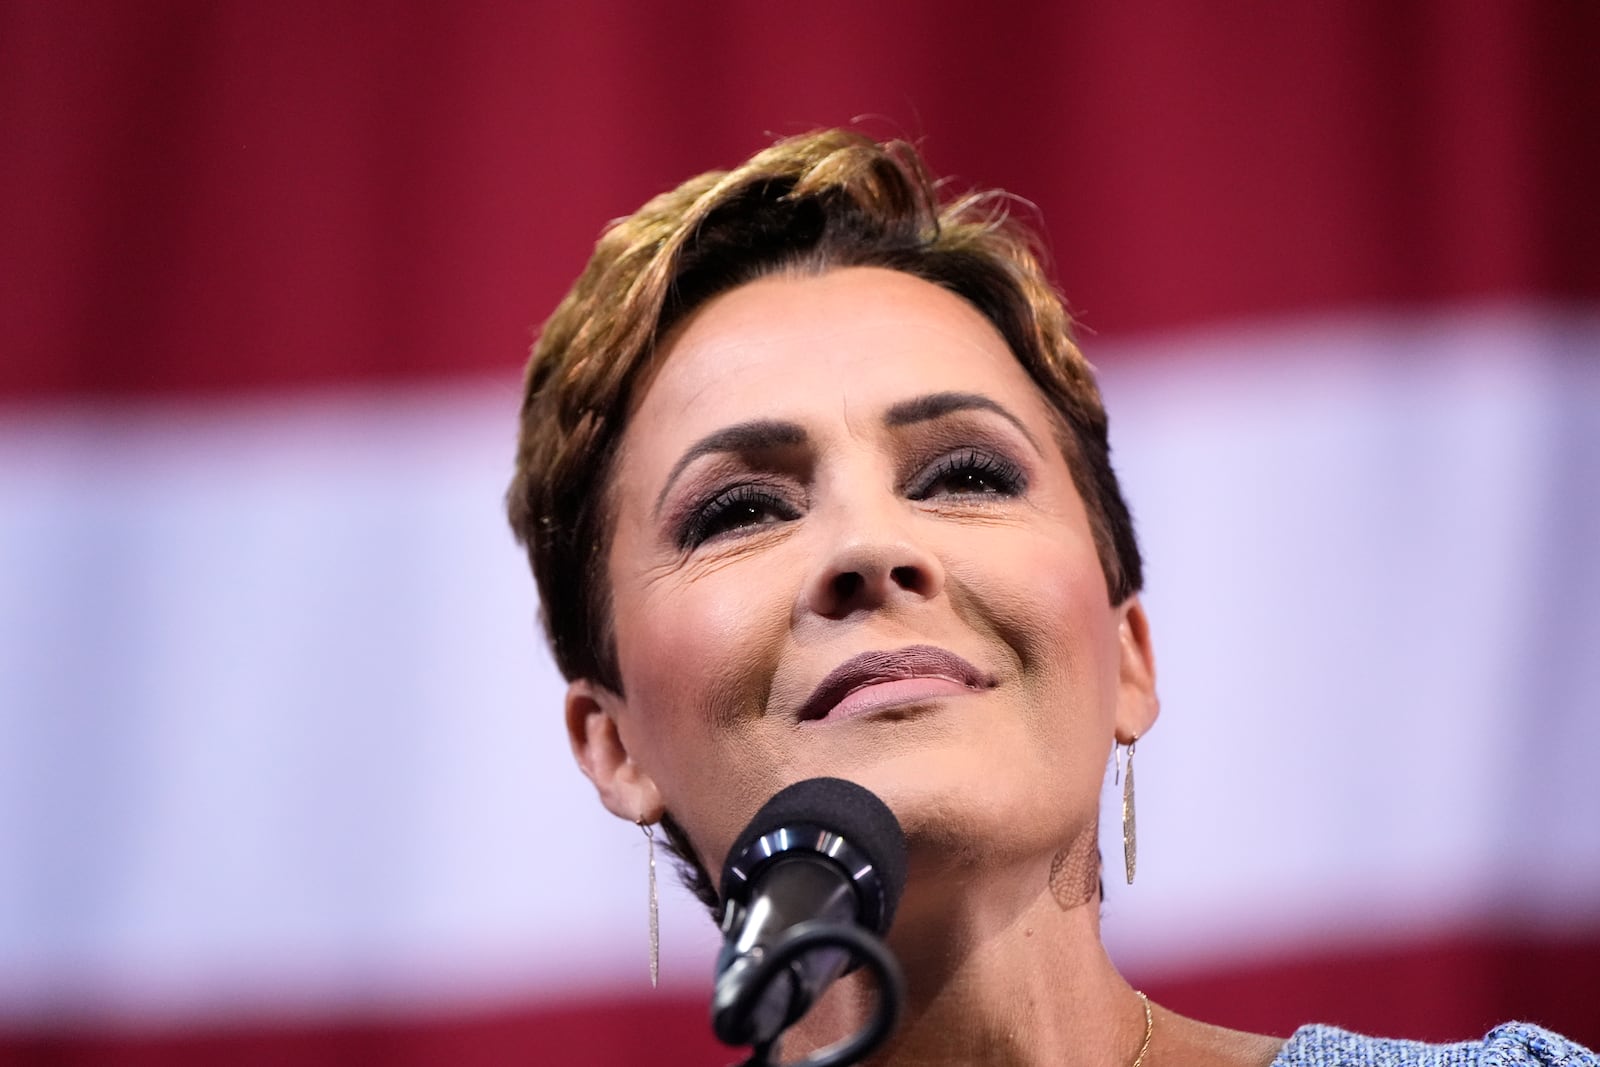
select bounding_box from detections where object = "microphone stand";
[729,920,904,1067]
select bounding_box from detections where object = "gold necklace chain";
[1130,991,1154,1067]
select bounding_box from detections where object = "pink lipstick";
[797,645,994,723]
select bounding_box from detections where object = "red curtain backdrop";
[2,3,1597,1065]
[7,1,1596,401]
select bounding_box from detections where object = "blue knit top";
[1272,1023,1597,1066]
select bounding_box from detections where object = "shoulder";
[1271,1022,1598,1067]
[1479,1025,1600,1067]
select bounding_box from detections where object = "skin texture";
[567,268,1282,1066]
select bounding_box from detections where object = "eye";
[678,483,801,548]
[908,448,1027,500]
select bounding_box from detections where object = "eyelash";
[907,448,1027,500]
[677,483,801,548]
[676,448,1027,549]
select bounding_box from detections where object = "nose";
[802,500,946,619]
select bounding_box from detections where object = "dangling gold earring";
[639,818,659,987]
[1115,736,1138,884]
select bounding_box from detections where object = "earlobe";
[1113,596,1159,743]
[566,679,664,823]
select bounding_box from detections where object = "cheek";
[614,569,790,731]
[969,532,1121,820]
[608,564,796,864]
[957,527,1117,696]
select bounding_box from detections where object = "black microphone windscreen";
[720,777,908,935]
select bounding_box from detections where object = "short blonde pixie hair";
[508,129,1142,694]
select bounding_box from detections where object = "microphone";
[711,777,908,1060]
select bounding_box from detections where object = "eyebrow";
[884,391,1041,451]
[654,419,808,516]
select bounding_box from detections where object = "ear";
[566,678,664,824]
[1112,596,1159,744]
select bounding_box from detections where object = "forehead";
[629,267,1047,439]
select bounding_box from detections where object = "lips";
[796,645,995,723]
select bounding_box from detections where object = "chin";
[837,746,1069,872]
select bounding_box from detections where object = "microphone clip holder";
[727,918,903,1067]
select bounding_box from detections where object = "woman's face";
[572,266,1156,890]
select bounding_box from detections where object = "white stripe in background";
[1096,304,1600,971]
[1,305,1597,1026]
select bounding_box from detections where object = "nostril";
[814,552,940,616]
[831,571,863,602]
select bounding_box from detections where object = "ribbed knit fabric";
[1272,1023,1597,1066]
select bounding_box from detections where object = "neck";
[780,852,1149,1067]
